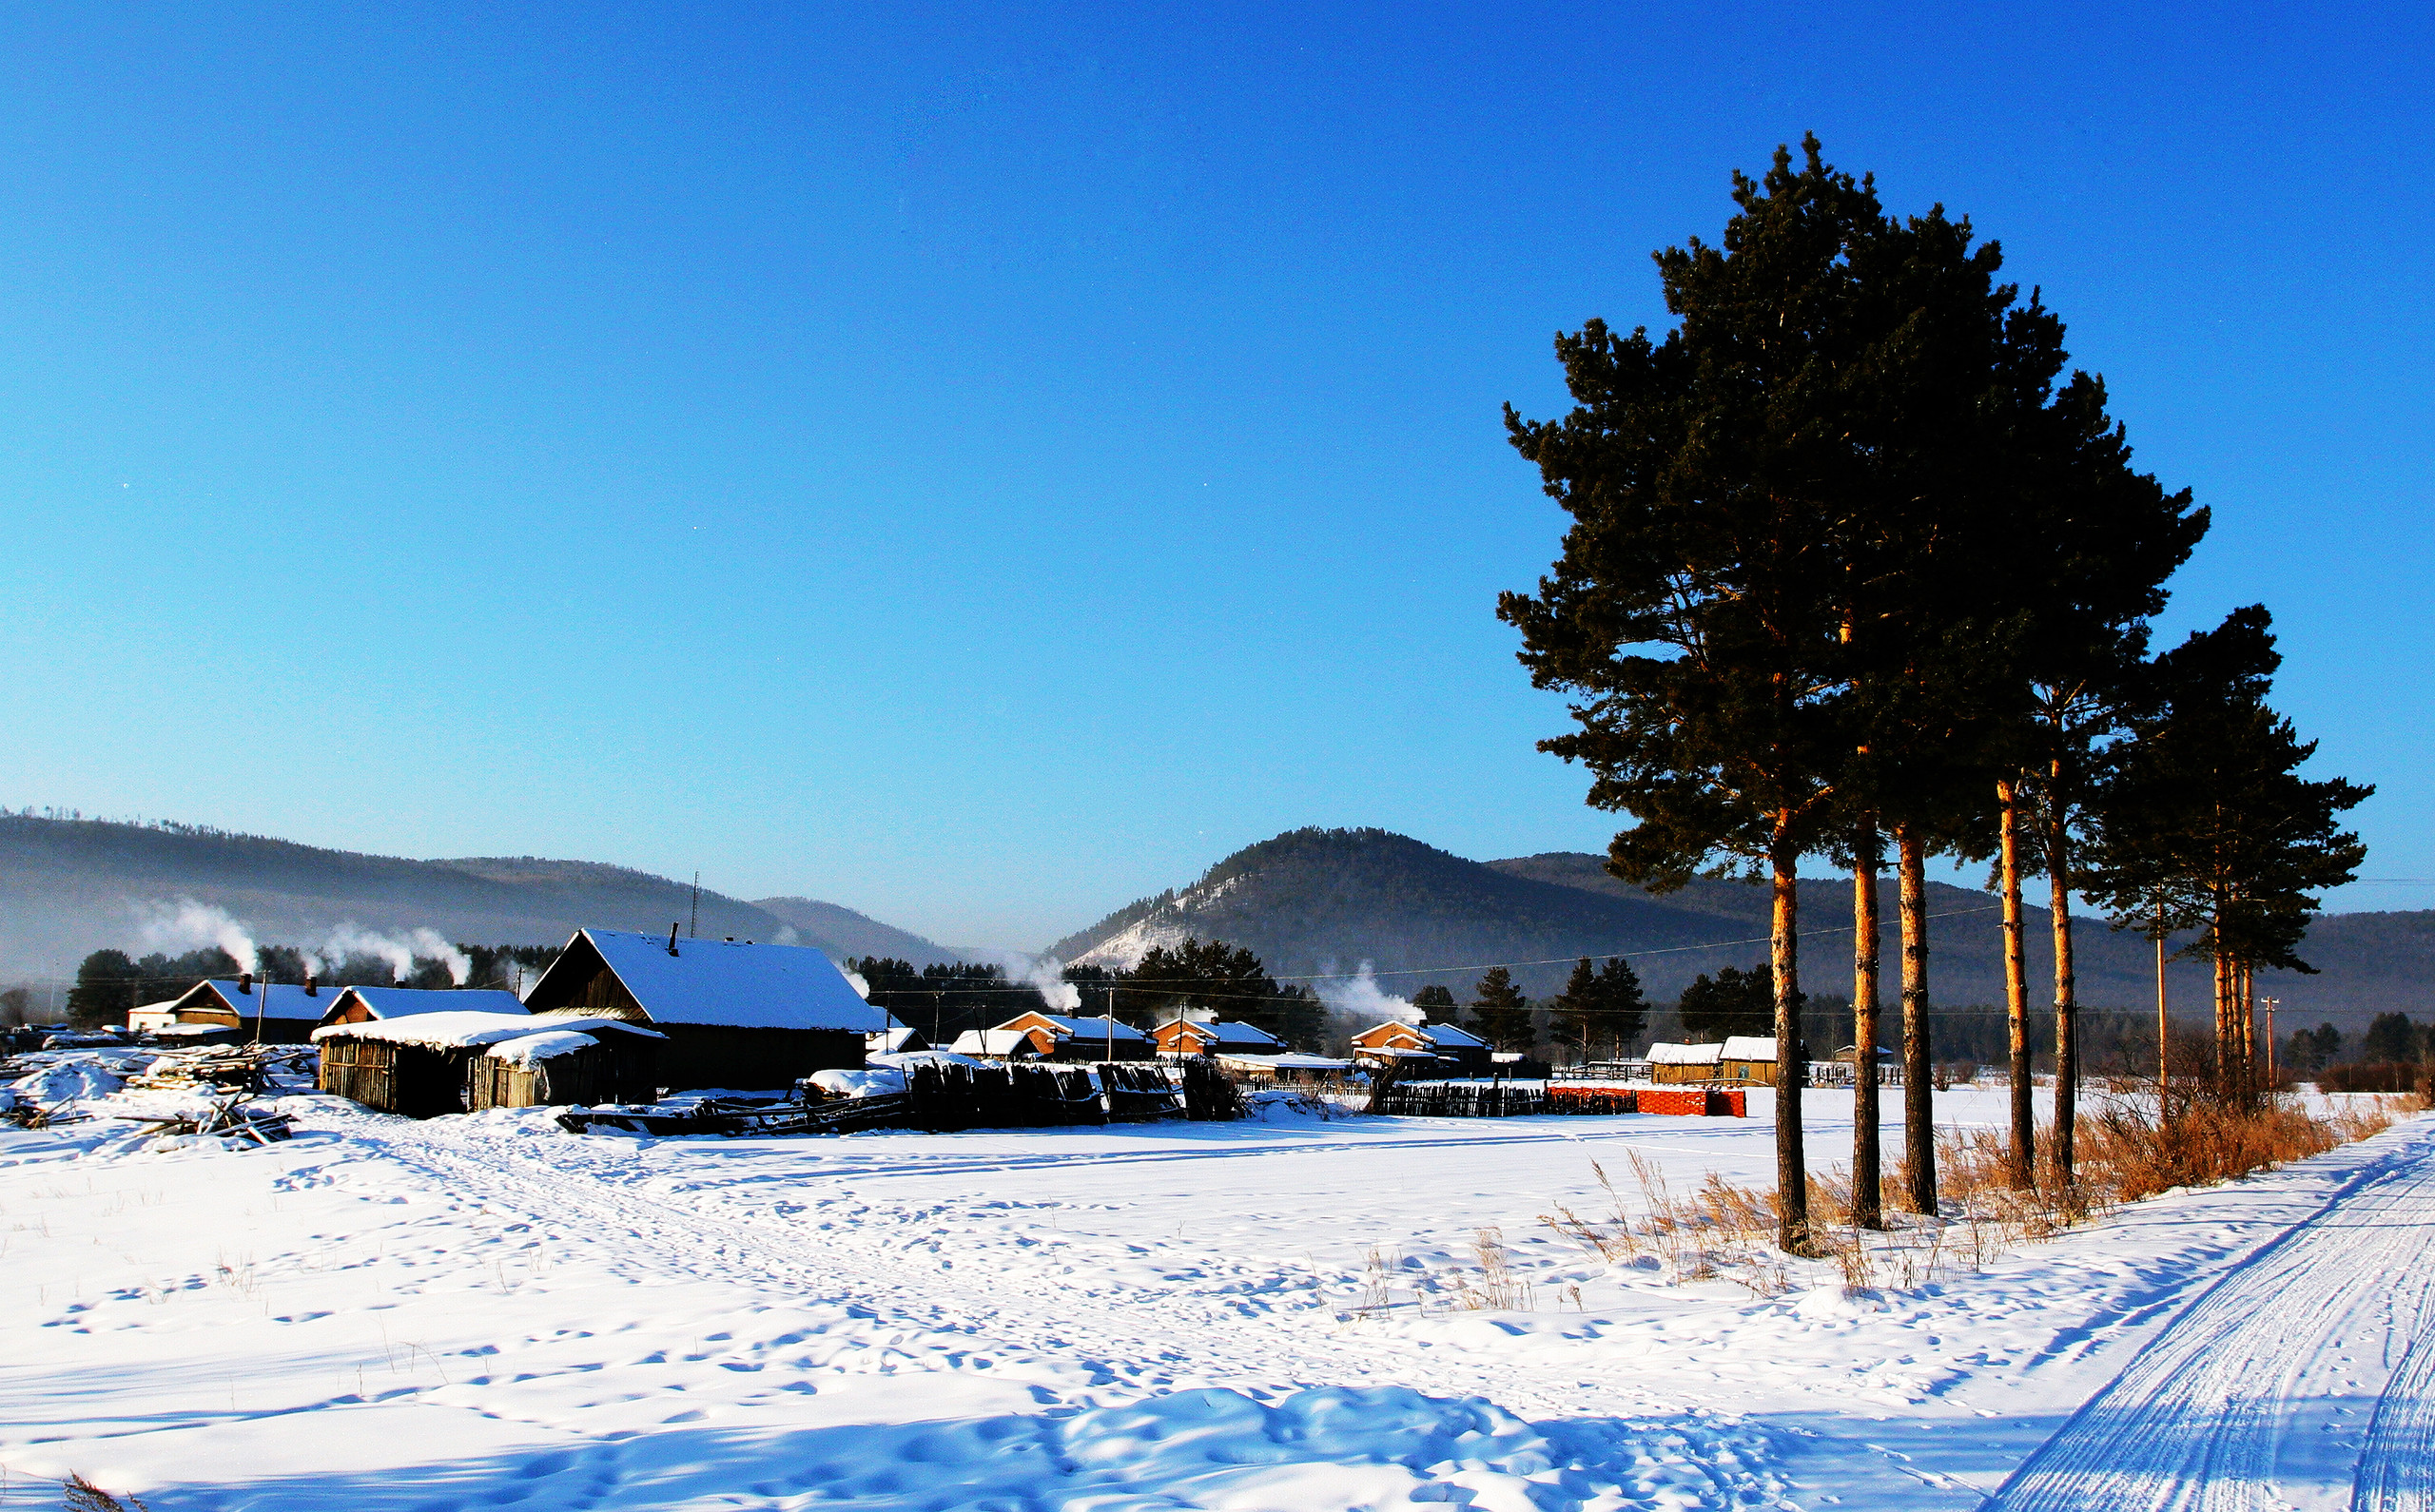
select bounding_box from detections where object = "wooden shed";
[465,1026,659,1110]
[1646,1042,1724,1084]
[519,928,887,1092]
[313,1010,664,1117]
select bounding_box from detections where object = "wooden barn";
[152,977,344,1044]
[953,1012,1154,1062]
[519,928,887,1092]
[1646,1042,1724,1084]
[1150,1018,1283,1058]
[317,985,531,1031]
[1347,1019,1492,1075]
[313,1010,663,1116]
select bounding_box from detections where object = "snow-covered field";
[3,1067,2428,1510]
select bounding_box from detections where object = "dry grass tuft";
[1537,1090,2423,1297]
[63,1473,151,1512]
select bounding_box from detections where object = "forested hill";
[1053,828,2434,1025]
[0,814,959,977]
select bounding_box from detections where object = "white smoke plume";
[1315,962,1417,1025]
[302,923,471,986]
[135,898,260,975]
[968,947,1083,1014]
[1023,955,1082,1014]
[843,970,871,1000]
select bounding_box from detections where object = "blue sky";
[1,2,2427,948]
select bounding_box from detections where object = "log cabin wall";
[653,1025,860,1091]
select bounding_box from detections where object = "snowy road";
[1989,1115,2435,1512]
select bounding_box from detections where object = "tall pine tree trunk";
[1997,778,2034,1188]
[2046,785,2078,1184]
[1772,813,1817,1255]
[1899,823,1937,1214]
[2213,921,2233,1095]
[1852,828,1883,1229]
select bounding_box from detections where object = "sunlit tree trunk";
[1899,823,1937,1213]
[1772,813,1818,1254]
[1852,827,1883,1229]
[2046,780,2078,1183]
[1997,778,2034,1188]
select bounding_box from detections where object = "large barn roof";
[327,986,530,1021]
[573,928,891,1033]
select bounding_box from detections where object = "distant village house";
[952,1011,1153,1062]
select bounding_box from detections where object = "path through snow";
[1988,1115,2435,1512]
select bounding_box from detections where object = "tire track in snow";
[1984,1117,2435,1512]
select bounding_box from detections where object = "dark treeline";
[1498,135,2368,1247]
[53,941,560,1028]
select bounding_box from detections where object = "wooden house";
[519,928,888,1091]
[152,977,343,1044]
[1717,1035,1794,1085]
[1347,1019,1491,1075]
[318,986,530,1031]
[1150,1018,1283,1057]
[313,1010,662,1116]
[1646,1042,1724,1084]
[953,1012,1154,1062]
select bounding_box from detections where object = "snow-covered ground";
[2,1067,2427,1510]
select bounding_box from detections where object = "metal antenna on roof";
[690,872,700,940]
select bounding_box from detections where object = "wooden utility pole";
[2154,896,2169,1127]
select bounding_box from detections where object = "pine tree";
[1410,984,1460,1025]
[1470,967,1532,1054]
[1677,965,1778,1043]
[1501,137,1884,1255]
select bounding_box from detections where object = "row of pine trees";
[1498,138,2368,1252]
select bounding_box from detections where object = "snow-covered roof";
[1418,1023,1486,1049]
[951,1029,1040,1056]
[548,928,890,1033]
[1719,1036,1779,1062]
[483,1029,599,1067]
[1162,1019,1282,1046]
[327,986,530,1021]
[313,1011,663,1051]
[171,980,346,1021]
[1647,1042,1724,1065]
[867,1025,924,1054]
[1014,1014,1148,1043]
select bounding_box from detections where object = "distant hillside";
[1053,829,2431,1026]
[0,814,961,979]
